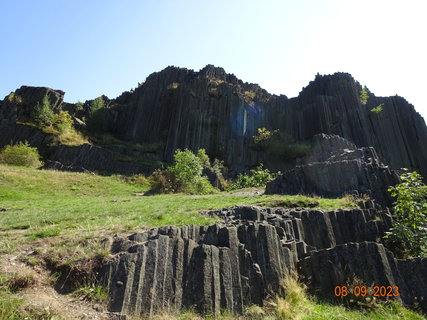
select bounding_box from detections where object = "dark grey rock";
[265,134,400,206]
[2,69,427,181]
[97,205,427,317]
[105,68,427,178]
[44,144,153,175]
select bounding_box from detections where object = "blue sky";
[1,0,426,120]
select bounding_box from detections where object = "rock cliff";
[98,205,426,317]
[106,66,427,177]
[1,66,426,179]
[265,134,400,205]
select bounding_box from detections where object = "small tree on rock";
[360,86,369,105]
[33,94,54,127]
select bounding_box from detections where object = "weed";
[73,282,108,303]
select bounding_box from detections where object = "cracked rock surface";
[98,204,426,316]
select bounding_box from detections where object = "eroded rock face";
[96,204,427,317]
[1,68,427,179]
[265,134,400,205]
[44,144,153,175]
[107,68,427,177]
[0,86,64,125]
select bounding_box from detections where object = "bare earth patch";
[0,243,119,320]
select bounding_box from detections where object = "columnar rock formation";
[98,204,426,317]
[107,66,427,177]
[265,134,400,205]
[1,66,427,178]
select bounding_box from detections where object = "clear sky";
[1,0,426,121]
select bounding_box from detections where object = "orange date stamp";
[334,286,400,297]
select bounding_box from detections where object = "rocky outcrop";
[0,86,64,125]
[105,67,427,178]
[265,134,400,205]
[97,204,427,317]
[0,87,64,155]
[299,242,427,312]
[1,68,427,179]
[100,222,294,316]
[0,123,55,155]
[45,144,153,175]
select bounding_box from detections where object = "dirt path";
[219,187,265,197]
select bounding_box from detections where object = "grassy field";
[0,164,424,319]
[0,164,354,250]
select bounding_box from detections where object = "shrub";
[360,86,369,105]
[385,169,427,257]
[252,128,310,160]
[228,164,280,190]
[6,92,22,104]
[149,149,217,194]
[87,97,108,132]
[371,104,384,114]
[150,169,182,194]
[0,142,43,168]
[253,127,273,145]
[75,101,84,112]
[32,94,54,127]
[53,110,73,133]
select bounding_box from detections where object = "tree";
[385,169,427,257]
[33,94,54,127]
[150,149,216,194]
[360,86,369,105]
[87,97,108,132]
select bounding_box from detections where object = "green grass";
[269,276,425,320]
[0,164,353,240]
[142,277,425,320]
[0,164,424,319]
[73,283,109,303]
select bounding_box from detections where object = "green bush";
[150,149,217,194]
[360,86,369,105]
[371,103,384,114]
[75,101,84,112]
[53,110,73,133]
[252,128,310,160]
[6,92,22,104]
[228,164,280,190]
[0,142,43,168]
[385,169,427,257]
[32,94,54,127]
[87,97,108,132]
